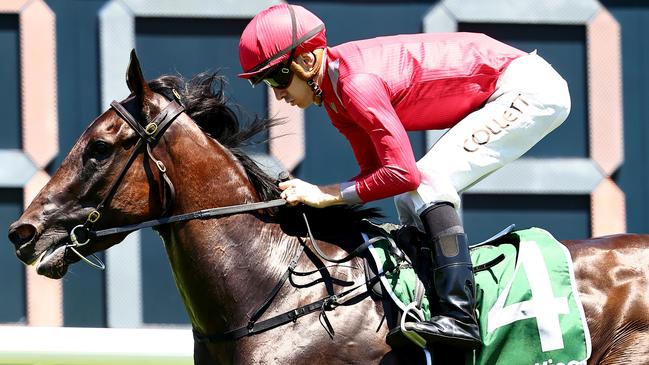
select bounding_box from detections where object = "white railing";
[0,326,193,365]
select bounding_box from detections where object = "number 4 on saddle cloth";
[361,222,591,365]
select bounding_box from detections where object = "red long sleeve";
[320,32,525,202]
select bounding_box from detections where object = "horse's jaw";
[35,244,70,279]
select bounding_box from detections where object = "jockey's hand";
[279,179,344,208]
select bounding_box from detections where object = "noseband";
[67,92,185,268]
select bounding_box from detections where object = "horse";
[7,51,649,364]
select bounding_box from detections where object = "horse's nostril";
[8,223,37,247]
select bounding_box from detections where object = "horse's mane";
[148,73,280,202]
[147,73,382,230]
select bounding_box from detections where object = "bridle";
[66,90,288,269]
[65,92,184,268]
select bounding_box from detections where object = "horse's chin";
[36,244,70,279]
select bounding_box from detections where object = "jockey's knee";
[419,202,464,237]
[394,189,461,233]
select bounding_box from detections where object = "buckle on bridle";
[172,88,182,104]
[323,295,339,310]
[86,210,101,224]
[145,122,158,135]
[289,308,304,322]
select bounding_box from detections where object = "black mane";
[149,73,280,203]
[147,73,382,227]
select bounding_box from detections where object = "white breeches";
[394,51,571,232]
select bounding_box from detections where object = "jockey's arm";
[280,75,421,209]
[337,73,420,202]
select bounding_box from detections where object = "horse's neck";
[161,215,298,329]
[157,122,300,333]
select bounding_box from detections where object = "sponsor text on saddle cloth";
[366,227,591,365]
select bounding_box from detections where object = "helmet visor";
[249,63,294,89]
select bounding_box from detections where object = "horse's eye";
[89,140,112,160]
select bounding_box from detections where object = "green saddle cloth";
[365,226,591,365]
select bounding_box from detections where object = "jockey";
[238,4,570,350]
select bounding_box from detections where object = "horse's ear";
[125,49,150,97]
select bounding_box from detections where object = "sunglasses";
[249,63,294,89]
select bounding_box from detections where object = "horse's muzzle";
[8,221,38,263]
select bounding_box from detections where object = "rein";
[88,199,287,239]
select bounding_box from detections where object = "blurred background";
[0,0,646,361]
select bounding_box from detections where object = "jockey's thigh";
[394,52,571,232]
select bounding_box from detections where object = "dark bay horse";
[7,52,649,364]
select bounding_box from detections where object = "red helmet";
[238,4,327,81]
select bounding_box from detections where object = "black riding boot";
[405,202,482,350]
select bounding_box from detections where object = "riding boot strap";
[429,231,472,267]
